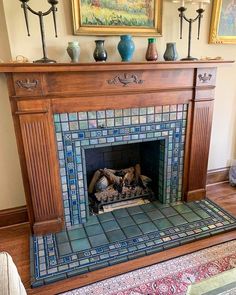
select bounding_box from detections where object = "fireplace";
[54,104,186,227]
[0,61,228,233]
[1,61,236,289]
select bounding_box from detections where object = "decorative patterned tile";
[54,105,187,226]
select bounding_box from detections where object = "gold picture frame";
[209,0,236,44]
[71,0,162,36]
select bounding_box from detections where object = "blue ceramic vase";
[163,42,178,61]
[118,35,135,62]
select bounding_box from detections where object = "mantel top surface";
[0,60,233,73]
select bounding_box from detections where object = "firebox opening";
[85,140,165,215]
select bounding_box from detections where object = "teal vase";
[67,41,80,63]
[163,42,178,61]
[118,35,135,62]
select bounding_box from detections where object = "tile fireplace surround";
[0,61,235,288]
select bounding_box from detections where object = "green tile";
[98,212,114,222]
[112,208,129,219]
[160,207,178,217]
[187,202,200,210]
[85,224,104,236]
[57,242,72,256]
[153,218,173,230]
[117,216,136,228]
[44,274,67,284]
[141,203,157,212]
[109,256,128,265]
[153,201,169,209]
[163,241,180,249]
[194,209,210,219]
[168,215,188,226]
[67,267,88,277]
[71,238,91,252]
[68,228,86,241]
[172,204,192,214]
[106,229,126,242]
[89,234,109,247]
[85,215,99,226]
[123,225,142,238]
[146,209,164,220]
[132,213,150,224]
[31,280,44,288]
[56,231,68,244]
[89,262,109,271]
[182,212,201,222]
[146,246,163,255]
[127,206,143,215]
[101,220,120,232]
[128,251,146,260]
[138,222,157,234]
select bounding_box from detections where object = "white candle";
[181,0,185,7]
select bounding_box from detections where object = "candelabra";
[19,0,59,63]
[175,0,210,60]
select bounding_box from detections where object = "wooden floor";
[0,182,235,295]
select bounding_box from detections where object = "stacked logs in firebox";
[88,164,153,203]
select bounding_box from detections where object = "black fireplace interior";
[84,140,165,213]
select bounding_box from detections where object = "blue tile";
[71,238,91,252]
[89,234,109,247]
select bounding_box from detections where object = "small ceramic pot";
[145,38,158,61]
[163,42,178,61]
[67,41,80,63]
[93,40,107,62]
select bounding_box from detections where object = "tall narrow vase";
[67,41,80,63]
[117,35,135,62]
[163,42,178,61]
[93,40,107,62]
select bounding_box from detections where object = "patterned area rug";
[61,240,236,295]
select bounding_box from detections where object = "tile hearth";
[31,199,236,287]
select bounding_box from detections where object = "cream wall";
[0,0,25,209]
[0,0,236,210]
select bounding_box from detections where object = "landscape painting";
[209,0,236,44]
[72,0,162,36]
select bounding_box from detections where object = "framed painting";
[209,0,236,44]
[71,0,162,36]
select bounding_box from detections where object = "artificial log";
[89,164,153,204]
[103,168,122,185]
[134,164,141,183]
[88,170,102,194]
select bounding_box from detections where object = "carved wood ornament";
[107,73,144,87]
[198,73,212,83]
[16,79,39,91]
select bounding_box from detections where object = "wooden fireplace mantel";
[0,61,233,234]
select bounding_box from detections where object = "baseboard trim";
[207,167,230,185]
[0,205,28,227]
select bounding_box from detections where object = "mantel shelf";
[0,60,234,73]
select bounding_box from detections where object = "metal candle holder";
[178,6,204,60]
[19,0,58,63]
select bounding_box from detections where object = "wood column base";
[185,188,206,202]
